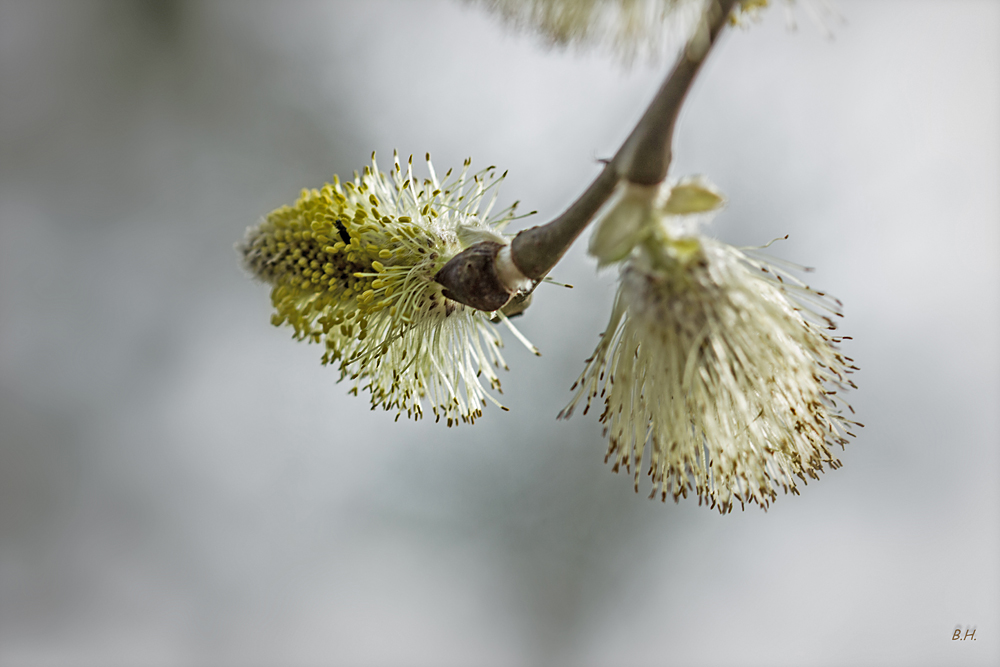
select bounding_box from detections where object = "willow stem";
[510,0,738,281]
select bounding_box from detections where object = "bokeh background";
[1,1,998,665]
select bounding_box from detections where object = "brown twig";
[436,0,739,308]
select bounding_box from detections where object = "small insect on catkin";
[240,151,536,425]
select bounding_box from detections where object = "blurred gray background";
[1,1,997,665]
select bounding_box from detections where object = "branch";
[436,0,739,309]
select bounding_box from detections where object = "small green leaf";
[663,179,725,214]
